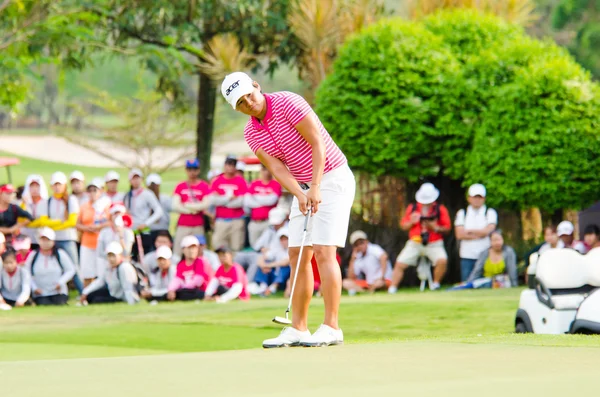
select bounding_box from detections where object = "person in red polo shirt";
[389,183,451,292]
[245,165,282,247]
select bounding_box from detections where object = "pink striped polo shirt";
[243,92,347,183]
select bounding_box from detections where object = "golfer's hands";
[306,186,321,214]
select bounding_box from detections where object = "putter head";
[272,316,292,325]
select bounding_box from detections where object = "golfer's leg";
[314,245,341,329]
[288,246,314,331]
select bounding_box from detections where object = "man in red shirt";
[389,183,451,292]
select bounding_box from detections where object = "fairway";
[2,290,599,396]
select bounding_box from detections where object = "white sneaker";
[300,324,343,347]
[263,327,311,348]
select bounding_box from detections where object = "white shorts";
[289,164,355,248]
[396,240,448,266]
[80,245,101,279]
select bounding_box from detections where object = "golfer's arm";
[295,115,325,186]
[256,149,304,197]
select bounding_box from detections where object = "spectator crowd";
[0,157,593,309]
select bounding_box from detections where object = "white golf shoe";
[300,324,343,347]
[263,327,311,348]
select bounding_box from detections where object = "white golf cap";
[349,230,368,245]
[276,227,289,239]
[106,241,124,255]
[236,161,246,172]
[415,183,440,205]
[146,173,162,186]
[128,168,143,180]
[557,221,575,237]
[105,170,120,182]
[221,72,255,109]
[181,235,200,248]
[28,174,43,186]
[268,207,288,226]
[468,183,486,198]
[50,172,67,185]
[110,203,126,215]
[87,177,104,189]
[39,227,56,241]
[0,232,5,244]
[70,170,85,182]
[156,245,173,260]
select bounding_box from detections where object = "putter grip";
[303,209,311,230]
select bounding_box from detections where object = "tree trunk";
[196,71,216,179]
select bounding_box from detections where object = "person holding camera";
[388,183,451,293]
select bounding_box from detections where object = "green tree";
[551,0,600,77]
[88,0,297,175]
[316,10,600,214]
[0,0,100,109]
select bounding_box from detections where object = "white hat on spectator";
[87,177,104,190]
[236,161,246,172]
[181,235,200,248]
[415,183,439,205]
[39,227,56,241]
[105,171,120,182]
[24,174,49,200]
[128,168,143,180]
[106,241,124,255]
[50,172,67,186]
[70,171,85,182]
[276,227,289,239]
[557,221,575,237]
[468,183,487,198]
[146,173,162,186]
[268,207,288,226]
[110,203,126,215]
[0,232,5,244]
[156,246,173,260]
[349,230,368,245]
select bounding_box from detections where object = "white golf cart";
[515,248,600,334]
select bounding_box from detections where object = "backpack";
[31,247,64,276]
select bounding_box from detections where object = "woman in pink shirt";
[204,246,249,303]
[245,165,282,247]
[168,235,213,301]
[221,72,355,348]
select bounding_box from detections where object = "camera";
[421,231,430,246]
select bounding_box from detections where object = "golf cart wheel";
[515,321,529,334]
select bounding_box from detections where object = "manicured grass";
[1,289,599,362]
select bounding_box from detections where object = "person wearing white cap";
[81,241,139,305]
[389,183,451,293]
[96,203,135,277]
[172,159,212,257]
[557,220,587,254]
[140,245,176,303]
[343,231,392,295]
[237,207,289,288]
[454,183,498,282]
[167,235,214,301]
[104,171,124,204]
[20,174,50,248]
[222,72,355,348]
[124,168,164,260]
[76,178,110,286]
[244,165,283,247]
[70,170,89,207]
[210,156,248,253]
[145,173,172,244]
[25,227,75,305]
[251,226,291,296]
[46,171,83,294]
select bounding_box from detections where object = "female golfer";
[221,72,355,347]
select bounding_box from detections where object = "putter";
[273,208,311,325]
